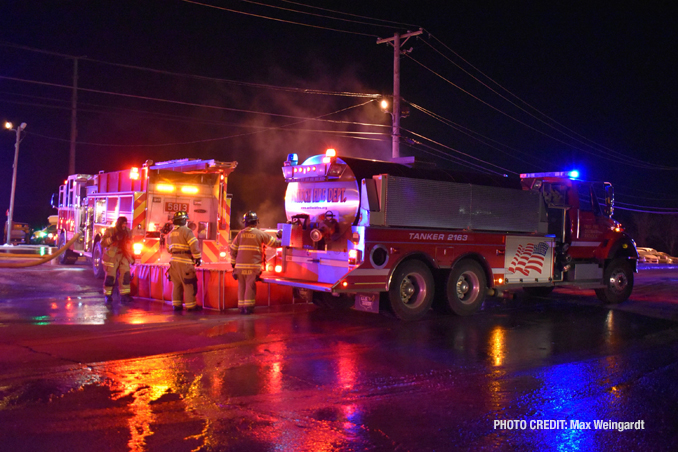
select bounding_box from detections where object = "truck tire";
[57,233,78,265]
[388,260,434,321]
[446,260,487,316]
[523,286,555,297]
[595,258,634,304]
[92,241,105,279]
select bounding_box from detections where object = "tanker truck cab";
[263,150,638,321]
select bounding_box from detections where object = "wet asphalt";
[0,260,677,451]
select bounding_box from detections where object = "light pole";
[4,121,27,245]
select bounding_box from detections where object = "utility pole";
[377,29,422,160]
[69,57,78,175]
[4,122,27,245]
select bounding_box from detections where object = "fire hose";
[0,233,81,268]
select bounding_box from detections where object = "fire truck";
[54,158,237,276]
[261,149,638,321]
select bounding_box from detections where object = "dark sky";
[1,0,677,230]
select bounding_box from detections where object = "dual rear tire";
[387,259,487,321]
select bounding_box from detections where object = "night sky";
[1,1,676,237]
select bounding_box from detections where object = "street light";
[4,121,27,245]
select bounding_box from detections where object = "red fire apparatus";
[54,158,237,276]
[262,149,638,321]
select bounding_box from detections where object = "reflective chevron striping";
[202,240,221,263]
[133,192,147,229]
[141,239,161,264]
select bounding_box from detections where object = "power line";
[237,0,412,30]
[180,0,379,37]
[404,53,677,171]
[0,41,379,99]
[421,32,678,171]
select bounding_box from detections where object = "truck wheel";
[595,259,634,304]
[446,260,487,316]
[92,241,105,279]
[57,233,78,265]
[388,260,434,321]
[523,286,555,297]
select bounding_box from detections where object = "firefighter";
[230,211,281,315]
[102,216,134,303]
[167,211,202,312]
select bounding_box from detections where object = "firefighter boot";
[105,295,113,304]
[187,305,202,312]
[121,294,134,303]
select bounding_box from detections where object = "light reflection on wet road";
[1,264,677,451]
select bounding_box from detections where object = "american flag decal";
[508,242,550,276]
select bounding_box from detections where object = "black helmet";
[173,210,188,225]
[243,211,259,226]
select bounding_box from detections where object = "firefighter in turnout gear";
[167,211,202,312]
[230,211,281,315]
[102,216,134,303]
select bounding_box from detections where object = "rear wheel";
[388,260,434,321]
[595,259,633,304]
[446,260,487,316]
[92,241,105,279]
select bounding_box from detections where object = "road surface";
[0,261,677,451]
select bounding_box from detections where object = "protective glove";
[232,272,238,281]
[194,258,202,267]
[276,229,283,239]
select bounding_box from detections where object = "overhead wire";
[406,101,551,169]
[399,126,516,176]
[180,0,379,37]
[420,33,678,171]
[404,53,674,171]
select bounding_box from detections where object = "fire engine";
[53,158,237,276]
[261,149,638,321]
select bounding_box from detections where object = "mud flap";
[355,293,379,313]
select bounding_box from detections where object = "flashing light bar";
[156,184,175,192]
[180,186,199,194]
[520,170,580,180]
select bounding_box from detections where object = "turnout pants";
[169,261,198,309]
[103,252,132,296]
[236,269,260,309]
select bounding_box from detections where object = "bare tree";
[629,212,656,248]
[656,214,678,255]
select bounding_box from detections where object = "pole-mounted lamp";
[4,121,27,245]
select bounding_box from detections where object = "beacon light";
[130,167,140,180]
[133,242,144,256]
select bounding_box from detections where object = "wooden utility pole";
[69,58,78,175]
[377,29,422,159]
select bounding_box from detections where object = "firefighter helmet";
[173,210,189,225]
[243,211,259,226]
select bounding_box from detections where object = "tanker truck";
[261,149,638,321]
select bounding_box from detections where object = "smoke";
[204,61,392,230]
